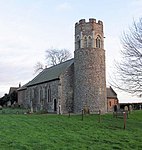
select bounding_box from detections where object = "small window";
[96,36,101,48]
[76,36,80,49]
[45,86,47,100]
[115,100,118,105]
[84,36,87,48]
[88,36,92,47]
[34,88,37,100]
[40,88,43,104]
[109,101,111,107]
[48,86,51,102]
[30,89,32,101]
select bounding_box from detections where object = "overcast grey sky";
[0,0,142,102]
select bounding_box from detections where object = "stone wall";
[26,80,59,112]
[107,98,118,112]
[17,64,74,114]
[74,18,107,114]
[18,89,27,107]
[74,48,107,113]
[58,64,74,114]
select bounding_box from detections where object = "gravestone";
[0,105,2,110]
[124,106,128,111]
[129,105,132,113]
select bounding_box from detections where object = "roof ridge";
[44,58,74,70]
[27,58,74,87]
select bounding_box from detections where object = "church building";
[18,18,108,114]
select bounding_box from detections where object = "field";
[0,109,142,150]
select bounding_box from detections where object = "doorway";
[54,99,57,112]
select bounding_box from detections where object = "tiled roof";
[27,59,74,87]
[107,87,117,98]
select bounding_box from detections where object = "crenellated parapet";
[75,18,103,27]
[75,18,104,50]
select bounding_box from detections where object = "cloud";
[56,2,71,11]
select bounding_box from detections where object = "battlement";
[75,18,103,26]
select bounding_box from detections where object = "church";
[18,18,117,114]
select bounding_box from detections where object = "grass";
[0,109,142,150]
[0,107,27,114]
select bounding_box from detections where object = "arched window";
[88,36,92,47]
[48,86,51,102]
[40,88,43,105]
[84,36,87,48]
[45,86,47,101]
[34,87,38,100]
[30,89,32,102]
[109,101,111,107]
[76,36,80,49]
[96,36,101,48]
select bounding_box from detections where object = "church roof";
[107,87,117,98]
[27,59,74,87]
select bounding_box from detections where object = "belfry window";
[84,36,87,48]
[88,36,92,47]
[76,36,80,49]
[96,36,101,48]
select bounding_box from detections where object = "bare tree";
[34,61,44,74]
[111,17,142,96]
[34,48,72,74]
[46,48,72,66]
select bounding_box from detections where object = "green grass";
[0,107,27,114]
[0,109,142,150]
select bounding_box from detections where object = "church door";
[54,99,57,112]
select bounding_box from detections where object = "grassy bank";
[0,110,142,149]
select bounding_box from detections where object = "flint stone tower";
[74,18,107,113]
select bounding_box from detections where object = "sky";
[0,0,142,102]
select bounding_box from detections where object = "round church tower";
[74,18,107,113]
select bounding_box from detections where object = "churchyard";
[0,108,142,150]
